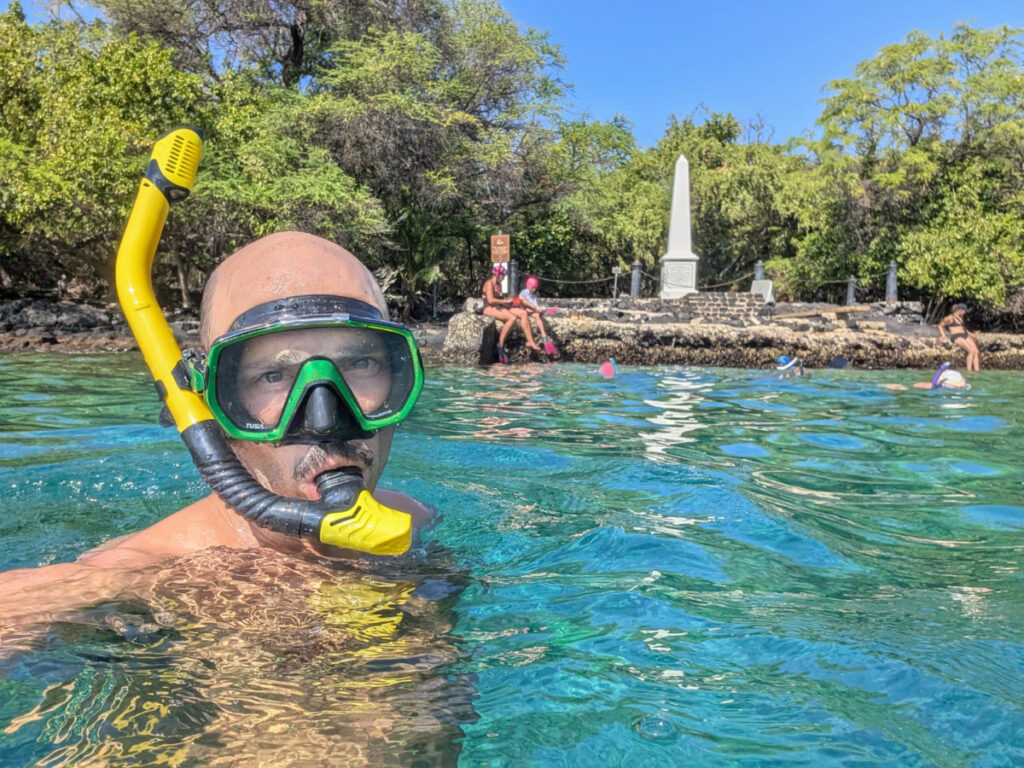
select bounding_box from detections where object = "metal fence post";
[508,260,518,297]
[630,262,642,298]
[886,261,898,303]
[431,264,440,319]
[754,260,765,281]
[846,275,857,306]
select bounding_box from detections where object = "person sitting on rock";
[516,275,558,360]
[482,264,540,363]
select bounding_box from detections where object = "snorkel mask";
[186,295,423,444]
[115,127,417,555]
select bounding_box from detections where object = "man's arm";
[0,556,157,630]
[0,496,255,631]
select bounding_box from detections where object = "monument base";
[660,257,698,299]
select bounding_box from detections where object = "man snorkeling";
[0,232,432,624]
[776,354,805,377]
[884,361,972,391]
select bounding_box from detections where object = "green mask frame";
[186,295,424,443]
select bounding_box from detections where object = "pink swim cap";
[525,276,539,291]
[492,263,507,276]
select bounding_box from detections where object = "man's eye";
[342,356,383,375]
[256,370,284,384]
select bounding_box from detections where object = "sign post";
[490,234,511,292]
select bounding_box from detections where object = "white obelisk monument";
[660,154,699,298]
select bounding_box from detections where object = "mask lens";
[212,325,418,435]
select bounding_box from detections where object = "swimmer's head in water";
[525,275,539,292]
[935,368,971,390]
[777,355,801,371]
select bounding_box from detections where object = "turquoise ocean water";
[0,353,1022,766]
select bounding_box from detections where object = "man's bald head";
[200,232,387,347]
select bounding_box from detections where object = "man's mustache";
[293,441,374,481]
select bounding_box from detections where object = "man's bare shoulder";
[80,494,259,568]
[75,486,431,569]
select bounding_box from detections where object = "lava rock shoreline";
[3,296,1022,370]
[441,298,1024,370]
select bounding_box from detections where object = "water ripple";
[1,357,1022,765]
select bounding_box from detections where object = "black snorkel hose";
[180,421,365,539]
[114,127,412,555]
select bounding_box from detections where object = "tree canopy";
[1,3,1021,316]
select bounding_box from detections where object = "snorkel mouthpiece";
[316,470,412,555]
[115,127,411,555]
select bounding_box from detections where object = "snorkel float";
[115,127,412,555]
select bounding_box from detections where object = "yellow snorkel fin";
[114,127,412,556]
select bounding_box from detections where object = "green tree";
[781,22,1024,307]
[75,0,445,88]
[506,116,636,293]
[0,4,206,294]
[572,110,800,293]
[305,0,566,315]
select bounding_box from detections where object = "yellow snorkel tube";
[115,128,412,555]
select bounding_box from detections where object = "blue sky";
[502,0,1024,147]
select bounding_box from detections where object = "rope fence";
[428,259,902,311]
[700,271,755,290]
[805,265,899,305]
[535,275,615,285]
[815,270,888,286]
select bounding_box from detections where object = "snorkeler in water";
[884,362,972,391]
[0,130,433,626]
[776,355,805,377]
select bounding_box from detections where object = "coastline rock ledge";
[440,297,1024,370]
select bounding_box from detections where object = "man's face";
[221,326,396,502]
[199,233,400,505]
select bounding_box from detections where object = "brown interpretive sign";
[490,234,510,262]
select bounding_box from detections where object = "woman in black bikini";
[482,264,540,363]
[938,303,980,371]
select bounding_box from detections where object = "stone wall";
[680,291,764,324]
